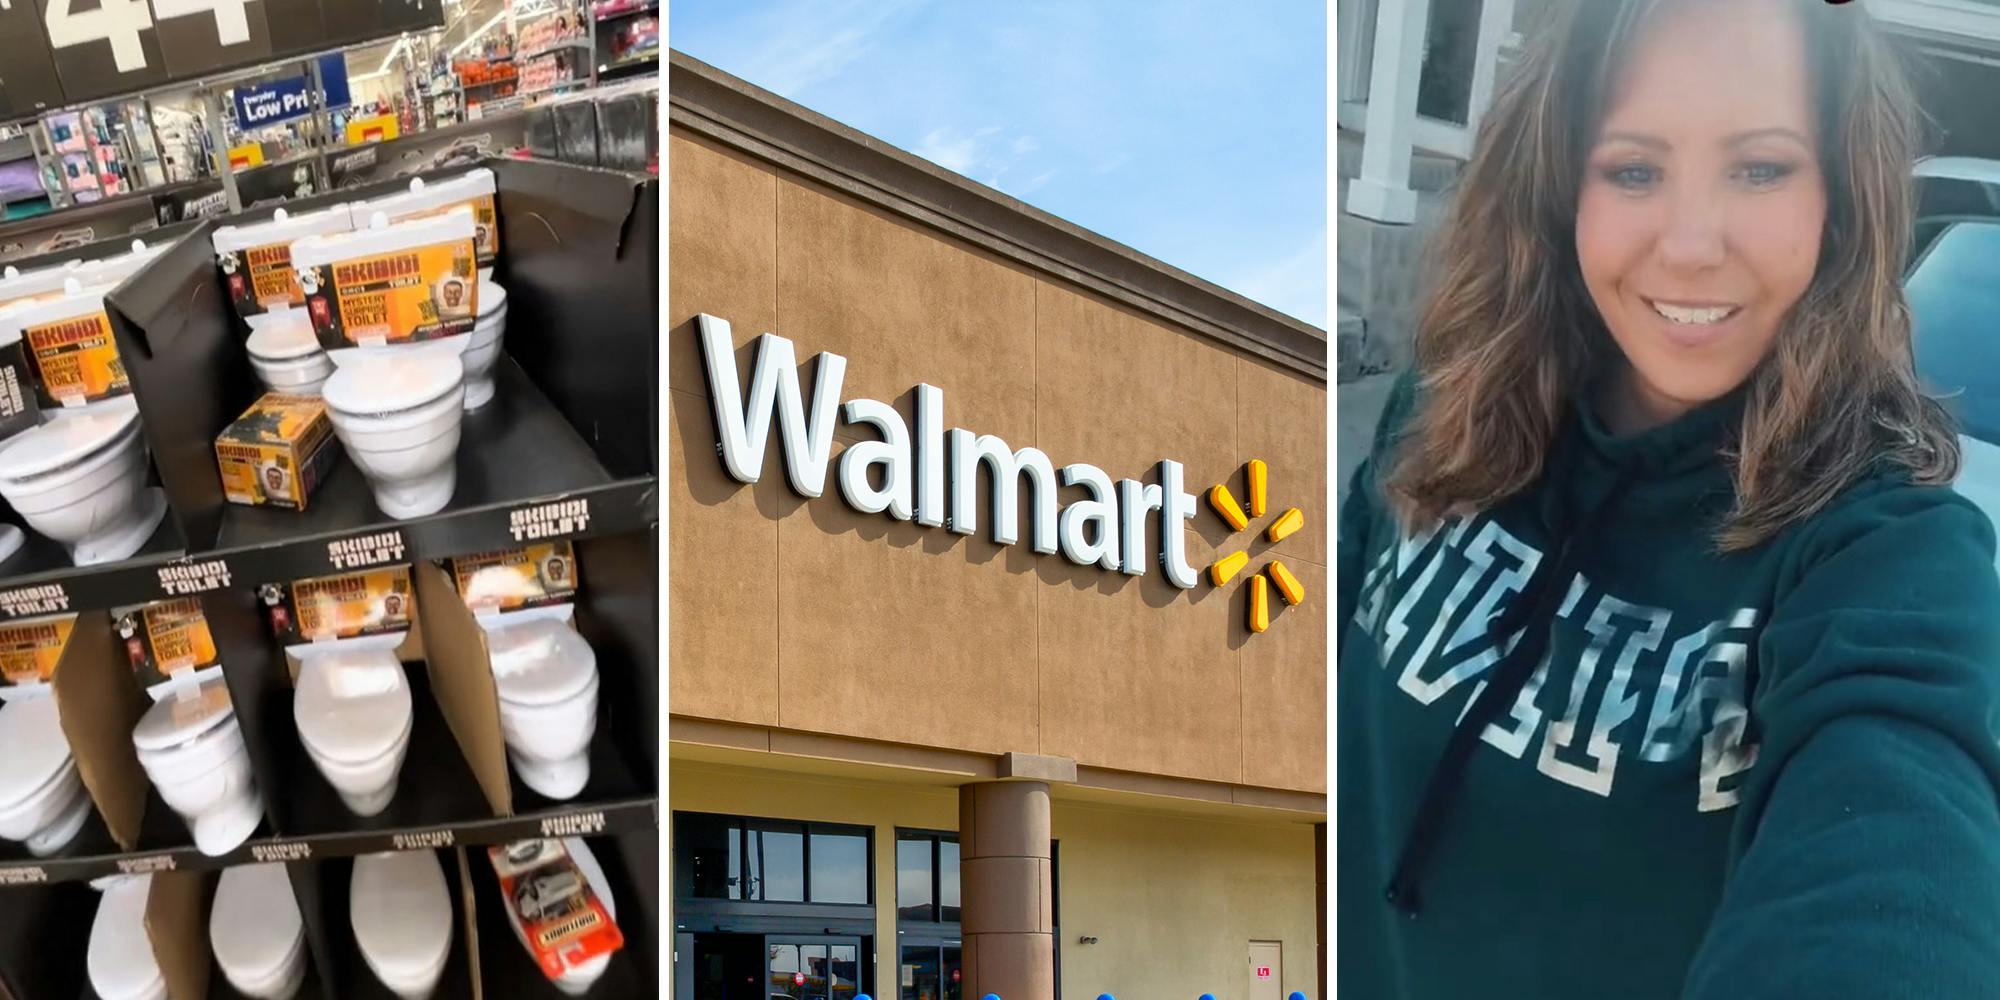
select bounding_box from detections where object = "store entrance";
[683,932,863,1000]
[689,933,762,1000]
[766,936,863,1000]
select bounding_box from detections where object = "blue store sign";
[235,75,316,128]
[234,54,351,128]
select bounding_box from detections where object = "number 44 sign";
[42,0,257,73]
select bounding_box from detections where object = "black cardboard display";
[0,158,658,623]
[0,153,659,1000]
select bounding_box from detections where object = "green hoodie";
[1337,370,2000,999]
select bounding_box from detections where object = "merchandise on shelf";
[0,279,135,409]
[352,849,455,996]
[0,617,89,859]
[365,169,502,271]
[209,862,309,998]
[212,204,357,319]
[290,209,481,351]
[244,311,335,396]
[601,15,658,68]
[86,875,162,1000]
[128,665,262,857]
[489,836,623,991]
[0,287,163,564]
[275,565,420,818]
[519,12,587,53]
[214,392,338,511]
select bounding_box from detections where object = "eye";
[1738,161,1796,188]
[1601,163,1660,191]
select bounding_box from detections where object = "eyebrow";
[1596,127,1813,150]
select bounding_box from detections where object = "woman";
[1336,0,2000,996]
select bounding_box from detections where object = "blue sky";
[670,0,1328,329]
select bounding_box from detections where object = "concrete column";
[960,781,1055,1000]
[1316,822,1329,1000]
[1348,0,1432,224]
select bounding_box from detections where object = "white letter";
[948,429,1058,551]
[1059,464,1120,570]
[915,384,946,528]
[1157,460,1198,589]
[836,399,912,520]
[1117,478,1164,576]
[695,315,846,497]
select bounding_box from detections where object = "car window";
[1907,221,2000,445]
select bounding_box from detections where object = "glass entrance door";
[767,937,862,1000]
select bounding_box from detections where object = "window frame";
[674,811,876,911]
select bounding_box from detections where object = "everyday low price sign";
[234,74,314,127]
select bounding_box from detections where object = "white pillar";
[1348,0,1432,225]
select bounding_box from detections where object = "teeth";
[1651,301,1736,325]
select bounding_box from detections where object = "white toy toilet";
[293,645,413,817]
[461,280,508,410]
[321,353,466,519]
[130,674,262,856]
[0,696,92,856]
[0,397,165,566]
[245,311,334,396]
[87,875,166,1000]
[211,862,309,1000]
[352,849,454,999]
[485,618,599,801]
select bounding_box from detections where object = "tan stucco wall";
[669,129,1328,794]
[671,759,1319,1000]
[1053,801,1317,1000]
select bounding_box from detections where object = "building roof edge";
[668,50,1329,384]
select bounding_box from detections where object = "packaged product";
[212,205,356,319]
[214,392,339,510]
[290,209,480,352]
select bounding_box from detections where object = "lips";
[1643,297,1740,348]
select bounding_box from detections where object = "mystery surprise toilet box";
[289,208,479,354]
[113,599,221,691]
[0,280,132,410]
[214,392,339,510]
[0,613,76,690]
[211,205,356,321]
[448,541,579,619]
[364,169,501,271]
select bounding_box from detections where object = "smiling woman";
[1337,0,2000,998]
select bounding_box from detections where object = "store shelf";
[0,362,653,620]
[520,38,592,60]
[0,792,655,888]
[0,513,187,620]
[598,52,658,79]
[521,79,592,99]
[212,358,653,584]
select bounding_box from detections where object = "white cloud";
[913,125,1049,199]
[915,125,1002,174]
[720,0,928,99]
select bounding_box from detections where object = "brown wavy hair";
[1383,0,1958,550]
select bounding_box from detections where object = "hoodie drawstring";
[1383,473,1635,916]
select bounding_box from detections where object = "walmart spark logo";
[1206,459,1305,634]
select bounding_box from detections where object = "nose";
[1655,182,1728,273]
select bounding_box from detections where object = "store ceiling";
[345,0,512,72]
